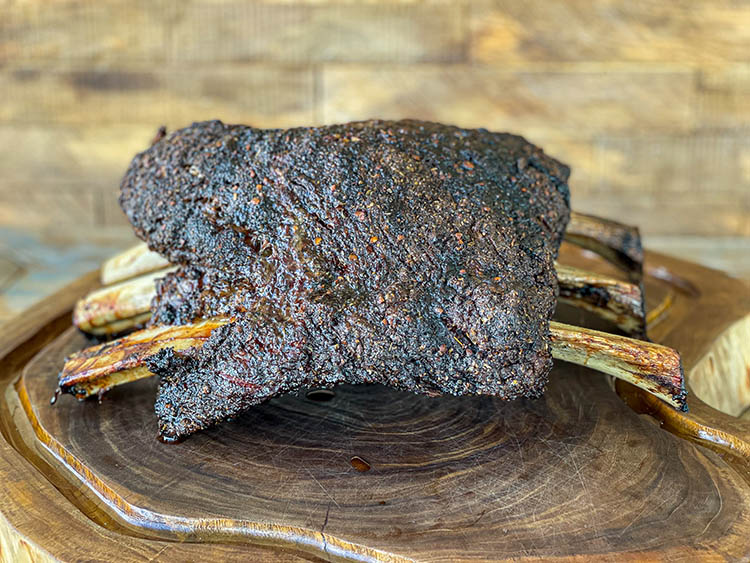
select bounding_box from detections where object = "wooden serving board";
[0,245,748,562]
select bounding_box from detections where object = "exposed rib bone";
[59,319,228,399]
[549,322,686,411]
[555,264,647,339]
[566,211,644,281]
[76,265,648,338]
[58,319,686,411]
[73,267,177,335]
[101,243,170,285]
[100,212,643,286]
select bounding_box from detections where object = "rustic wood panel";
[1,0,465,65]
[573,134,750,236]
[0,182,98,229]
[170,1,465,64]
[469,0,750,63]
[321,66,696,136]
[0,0,173,64]
[0,124,166,188]
[0,66,315,127]
[696,64,750,129]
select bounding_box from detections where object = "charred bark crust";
[119,120,571,440]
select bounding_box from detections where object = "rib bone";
[101,243,170,285]
[100,212,643,286]
[75,264,648,338]
[58,319,685,411]
[73,267,177,335]
[565,211,643,281]
[555,264,647,339]
[59,319,227,399]
[549,322,686,411]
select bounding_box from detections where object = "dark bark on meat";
[120,119,571,441]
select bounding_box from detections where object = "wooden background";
[0,0,749,322]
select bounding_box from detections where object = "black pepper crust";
[120,119,571,442]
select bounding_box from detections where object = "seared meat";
[119,119,571,441]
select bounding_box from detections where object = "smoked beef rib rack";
[57,120,685,443]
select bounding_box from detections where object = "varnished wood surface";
[0,247,748,561]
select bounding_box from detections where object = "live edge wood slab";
[0,245,748,562]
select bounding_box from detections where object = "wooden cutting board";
[0,245,748,562]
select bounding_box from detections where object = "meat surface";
[120,119,571,441]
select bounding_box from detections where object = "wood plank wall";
[0,0,749,319]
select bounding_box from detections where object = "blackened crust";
[120,119,571,441]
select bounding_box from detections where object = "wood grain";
[1,0,465,65]
[697,64,750,129]
[469,0,750,64]
[14,341,750,560]
[690,314,750,417]
[169,1,465,64]
[321,67,695,136]
[0,66,316,127]
[0,248,748,561]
